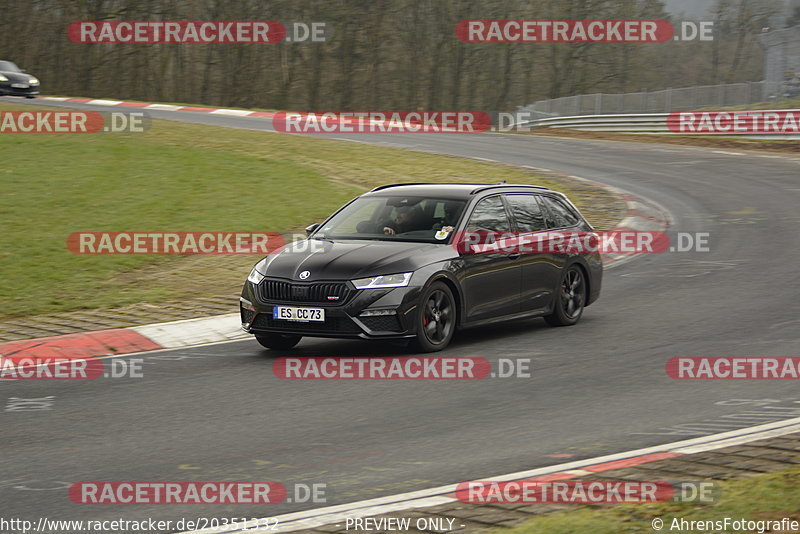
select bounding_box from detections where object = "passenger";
[432,201,462,233]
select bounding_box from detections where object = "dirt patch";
[522,128,800,154]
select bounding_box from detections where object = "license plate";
[272,306,325,322]
[11,83,29,89]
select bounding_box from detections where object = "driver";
[383,205,426,236]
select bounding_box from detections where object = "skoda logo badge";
[299,270,310,280]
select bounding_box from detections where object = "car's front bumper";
[240,278,422,340]
[0,83,39,97]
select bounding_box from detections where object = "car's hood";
[259,239,456,282]
[0,71,33,83]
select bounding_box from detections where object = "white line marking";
[561,469,592,476]
[87,99,123,106]
[41,97,69,101]
[131,313,248,348]
[209,109,254,116]
[178,417,800,533]
[711,150,744,156]
[144,104,182,111]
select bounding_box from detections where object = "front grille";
[359,315,402,332]
[251,313,362,334]
[258,279,352,305]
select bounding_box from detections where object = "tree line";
[0,0,781,111]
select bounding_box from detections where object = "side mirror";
[305,223,321,236]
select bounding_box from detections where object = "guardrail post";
[595,93,602,114]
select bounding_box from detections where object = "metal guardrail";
[521,113,673,133]
[518,112,800,140]
[520,81,789,117]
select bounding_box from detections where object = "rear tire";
[411,281,456,352]
[255,333,302,350]
[544,265,586,327]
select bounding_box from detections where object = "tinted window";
[315,196,467,242]
[467,196,511,232]
[506,194,546,232]
[541,196,580,228]
[0,61,20,72]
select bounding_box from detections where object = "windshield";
[0,61,21,72]
[315,195,467,243]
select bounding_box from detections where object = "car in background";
[0,60,39,98]
[241,183,602,352]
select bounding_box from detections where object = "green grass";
[494,466,800,534]
[0,120,358,315]
[1,103,598,319]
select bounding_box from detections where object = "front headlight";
[28,77,39,85]
[352,272,413,289]
[248,268,265,284]
[247,259,268,284]
[0,74,8,82]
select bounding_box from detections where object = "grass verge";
[493,466,800,534]
[0,103,623,320]
[524,127,800,153]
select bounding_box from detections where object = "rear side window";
[506,194,546,232]
[467,196,511,232]
[541,196,580,228]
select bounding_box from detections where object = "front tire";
[255,333,302,350]
[544,265,586,327]
[411,281,456,352]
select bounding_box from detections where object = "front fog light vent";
[359,309,396,317]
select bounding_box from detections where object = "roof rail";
[369,183,436,192]
[470,184,551,195]
[369,182,495,192]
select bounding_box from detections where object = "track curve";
[3,96,800,525]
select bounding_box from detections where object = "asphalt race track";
[3,96,800,525]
